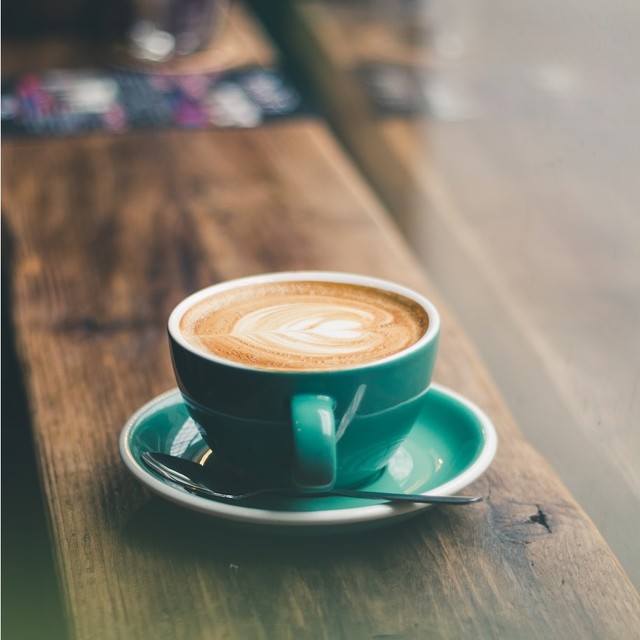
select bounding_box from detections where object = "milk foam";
[231,304,374,356]
[179,281,428,371]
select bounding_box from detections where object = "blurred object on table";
[2,1,273,75]
[107,1,274,74]
[126,0,229,62]
[1,65,311,138]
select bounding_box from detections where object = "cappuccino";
[179,280,429,371]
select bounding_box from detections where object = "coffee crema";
[179,281,429,371]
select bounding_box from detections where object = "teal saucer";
[119,384,497,533]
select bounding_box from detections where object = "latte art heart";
[231,304,377,356]
[180,281,429,371]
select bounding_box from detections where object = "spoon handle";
[323,489,482,504]
[141,451,483,504]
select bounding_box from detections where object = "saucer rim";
[119,384,498,528]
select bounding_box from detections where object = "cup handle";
[291,394,337,491]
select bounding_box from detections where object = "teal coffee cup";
[168,271,440,491]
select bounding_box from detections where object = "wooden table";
[3,3,640,639]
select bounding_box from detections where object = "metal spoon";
[141,451,482,505]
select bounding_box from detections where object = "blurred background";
[3,0,639,637]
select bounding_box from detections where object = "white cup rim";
[168,271,440,372]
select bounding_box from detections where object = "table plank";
[4,115,640,638]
